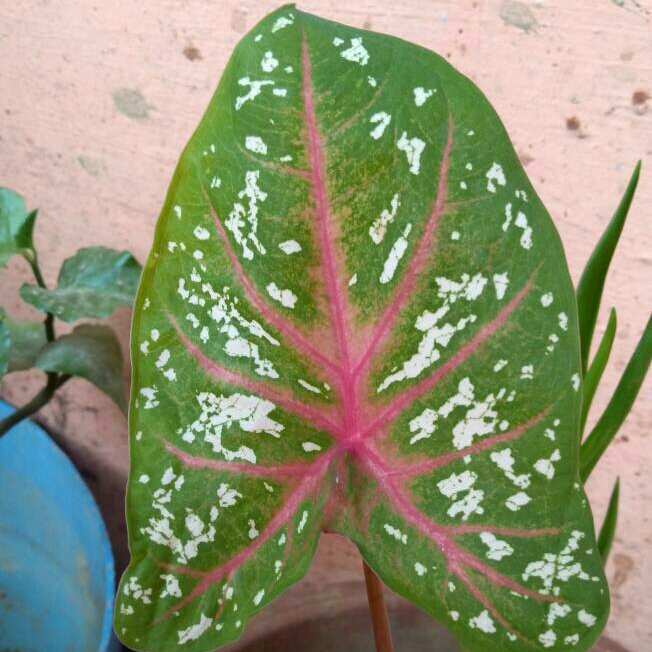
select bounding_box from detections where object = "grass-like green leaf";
[580,308,616,433]
[20,246,142,322]
[576,162,641,373]
[597,478,619,564]
[0,188,37,265]
[580,315,651,481]
[34,324,127,412]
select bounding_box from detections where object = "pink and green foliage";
[115,6,608,651]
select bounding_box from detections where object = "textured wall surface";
[0,1,650,649]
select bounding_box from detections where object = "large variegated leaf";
[116,6,608,651]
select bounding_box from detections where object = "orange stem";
[363,561,395,652]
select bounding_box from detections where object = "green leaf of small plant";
[576,162,641,373]
[580,315,651,481]
[580,308,616,433]
[1,315,47,373]
[116,7,609,652]
[0,188,37,265]
[597,478,619,564]
[20,246,142,322]
[34,324,127,411]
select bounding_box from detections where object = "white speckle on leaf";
[367,76,377,87]
[379,275,487,391]
[414,562,427,576]
[193,226,210,240]
[469,610,496,633]
[348,273,358,286]
[369,193,400,244]
[138,474,150,484]
[253,589,265,605]
[140,387,159,409]
[271,13,294,32]
[235,77,275,110]
[490,448,531,489]
[273,88,287,97]
[177,613,212,644]
[578,610,596,627]
[539,630,557,648]
[492,273,509,300]
[369,111,391,139]
[302,441,322,452]
[493,359,508,372]
[245,136,267,155]
[571,373,580,391]
[160,574,182,599]
[520,364,534,380]
[226,170,267,260]
[261,51,278,72]
[332,37,344,46]
[505,491,531,511]
[384,523,408,544]
[297,510,308,533]
[413,87,436,106]
[451,230,461,240]
[437,469,485,520]
[397,131,426,175]
[298,379,321,394]
[248,519,259,539]
[380,224,412,284]
[266,282,297,308]
[534,449,561,479]
[486,162,506,193]
[547,603,571,625]
[278,239,301,254]
[559,312,569,330]
[480,532,514,560]
[541,292,554,307]
[340,37,369,65]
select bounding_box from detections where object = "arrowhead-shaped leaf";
[116,7,608,652]
[0,187,37,265]
[20,246,142,322]
[35,324,127,411]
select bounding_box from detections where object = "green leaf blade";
[0,188,37,265]
[580,315,652,481]
[581,308,617,433]
[576,162,641,373]
[34,324,127,411]
[116,7,609,652]
[20,246,142,322]
[597,479,619,564]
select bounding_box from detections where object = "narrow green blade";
[576,162,641,373]
[580,315,651,480]
[597,479,619,564]
[580,308,616,434]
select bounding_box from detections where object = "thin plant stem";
[0,374,70,437]
[363,561,394,652]
[0,251,64,438]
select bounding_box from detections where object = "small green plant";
[0,187,141,436]
[108,6,649,652]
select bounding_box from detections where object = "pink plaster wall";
[0,1,650,648]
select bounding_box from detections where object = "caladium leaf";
[116,6,608,652]
[0,187,37,265]
[20,246,142,322]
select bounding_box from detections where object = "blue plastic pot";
[0,399,120,651]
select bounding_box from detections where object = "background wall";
[0,1,649,649]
